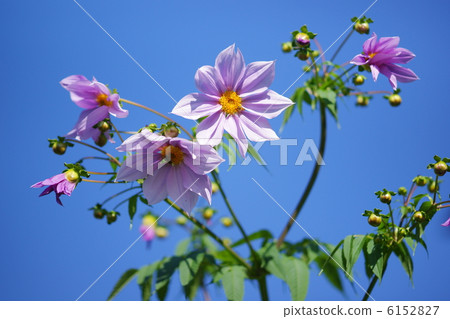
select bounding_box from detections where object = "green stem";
[330,29,354,63]
[164,198,252,271]
[388,204,396,241]
[323,65,356,89]
[211,171,259,263]
[433,175,439,204]
[362,276,377,301]
[277,102,327,248]
[257,275,269,301]
[110,121,124,143]
[67,138,121,167]
[101,186,142,205]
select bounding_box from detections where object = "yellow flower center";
[219,90,243,115]
[368,52,377,59]
[160,145,184,165]
[65,170,79,183]
[96,93,113,107]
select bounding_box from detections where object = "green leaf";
[221,265,247,301]
[247,143,268,168]
[175,238,191,256]
[282,257,309,301]
[231,230,273,248]
[342,235,367,279]
[280,104,295,132]
[317,89,338,121]
[107,268,138,300]
[155,257,182,300]
[315,254,343,291]
[128,195,138,227]
[140,277,152,301]
[394,242,414,283]
[363,240,385,280]
[179,252,205,286]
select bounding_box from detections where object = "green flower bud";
[398,187,407,196]
[107,211,118,224]
[380,192,392,204]
[95,134,108,147]
[356,95,369,106]
[221,217,233,227]
[353,75,365,86]
[311,50,320,58]
[176,216,187,225]
[163,126,180,138]
[93,209,105,219]
[415,176,427,186]
[388,94,402,107]
[202,208,215,220]
[434,161,448,176]
[297,51,309,61]
[354,21,370,34]
[155,226,169,238]
[413,211,425,222]
[52,142,67,155]
[223,238,232,246]
[97,121,110,132]
[281,42,293,53]
[368,213,382,227]
[211,182,219,194]
[65,169,80,183]
[295,33,310,47]
[428,181,439,193]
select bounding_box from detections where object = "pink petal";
[195,65,224,96]
[350,54,368,66]
[172,93,221,120]
[214,44,246,91]
[370,64,380,81]
[196,111,226,147]
[142,165,170,205]
[239,112,279,142]
[166,166,199,213]
[223,115,248,157]
[180,164,212,205]
[363,33,378,54]
[108,94,129,118]
[242,90,293,119]
[237,61,275,94]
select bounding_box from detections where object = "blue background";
[1,0,449,301]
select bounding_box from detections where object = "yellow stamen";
[65,170,79,183]
[160,145,185,165]
[96,93,113,107]
[368,52,377,59]
[219,90,243,115]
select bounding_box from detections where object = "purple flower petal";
[376,36,400,53]
[390,48,416,64]
[214,44,245,91]
[195,65,224,96]
[242,90,293,119]
[239,112,279,142]
[117,128,169,152]
[174,138,224,175]
[363,33,378,54]
[370,64,380,81]
[379,64,419,90]
[223,115,248,157]
[196,111,226,147]
[108,94,129,118]
[166,166,199,213]
[238,61,275,94]
[180,164,212,204]
[142,165,170,205]
[350,54,368,66]
[442,218,450,227]
[31,173,66,188]
[66,107,109,140]
[172,93,221,120]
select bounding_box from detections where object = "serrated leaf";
[282,257,309,301]
[222,265,247,301]
[179,252,205,286]
[107,268,138,300]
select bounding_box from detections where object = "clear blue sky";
[1,0,449,301]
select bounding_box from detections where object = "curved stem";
[211,171,259,262]
[433,175,439,204]
[67,138,121,167]
[277,102,327,248]
[81,179,126,184]
[118,131,138,135]
[323,65,356,89]
[78,156,111,162]
[120,98,194,140]
[330,29,354,63]
[87,171,116,175]
[109,121,124,143]
[362,276,377,301]
[101,186,142,205]
[164,198,251,271]
[346,90,391,96]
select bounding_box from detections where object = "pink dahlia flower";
[172,44,293,156]
[350,33,419,90]
[31,170,80,205]
[60,75,128,141]
[115,129,224,213]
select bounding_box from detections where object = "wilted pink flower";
[350,33,419,90]
[31,170,80,205]
[116,129,224,213]
[172,44,293,156]
[60,75,128,142]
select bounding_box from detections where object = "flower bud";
[155,226,169,238]
[95,134,108,147]
[295,33,310,47]
[356,95,369,106]
[164,126,179,138]
[434,161,448,176]
[413,211,425,222]
[223,238,232,246]
[311,50,320,58]
[107,211,118,224]
[281,42,293,53]
[147,123,158,132]
[98,121,110,132]
[398,187,407,196]
[65,169,79,183]
[176,216,187,225]
[415,176,427,186]
[52,142,67,155]
[388,94,402,107]
[93,209,105,219]
[353,75,365,86]
[354,21,370,34]
[221,217,233,227]
[368,214,382,227]
[399,227,408,237]
[380,193,392,204]
[211,182,219,194]
[428,181,439,193]
[202,208,214,220]
[297,51,309,61]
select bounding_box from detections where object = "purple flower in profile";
[31,170,80,206]
[172,44,293,156]
[116,129,224,213]
[442,218,450,227]
[350,33,419,90]
[60,75,128,142]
